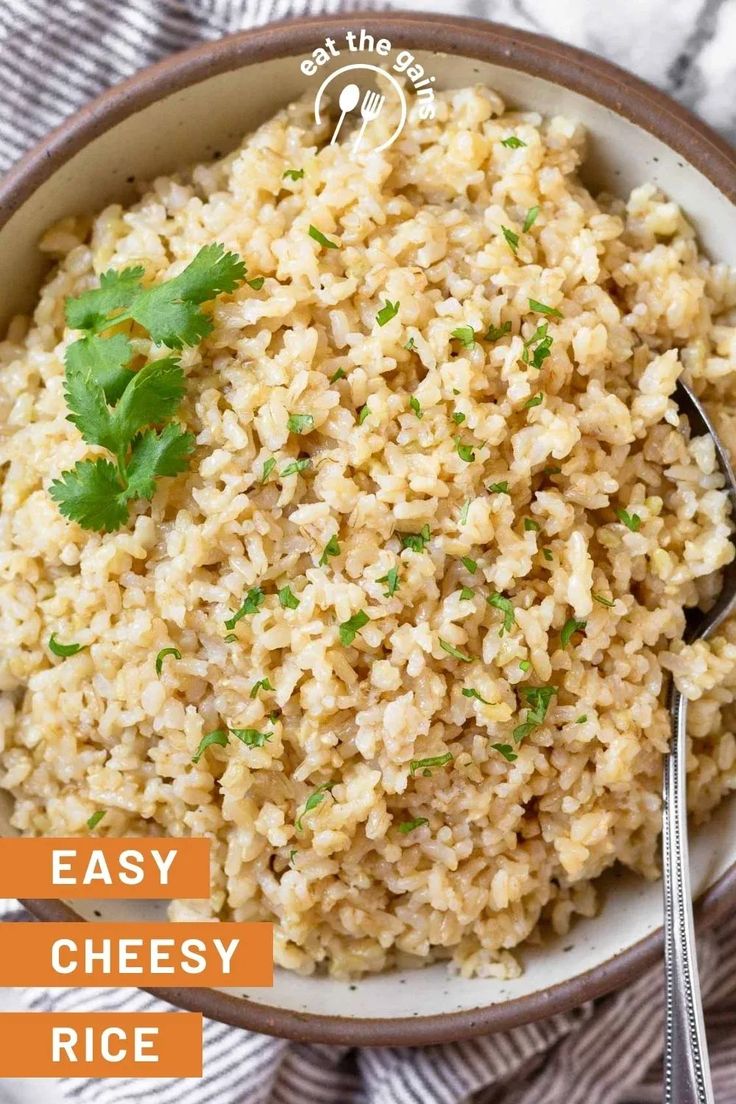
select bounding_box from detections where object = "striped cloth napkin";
[1,2,736,1101]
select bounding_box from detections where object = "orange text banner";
[0,837,210,898]
[0,922,273,987]
[0,1012,202,1078]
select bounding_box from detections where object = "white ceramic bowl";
[1,12,735,1045]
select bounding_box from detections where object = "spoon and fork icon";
[330,83,385,153]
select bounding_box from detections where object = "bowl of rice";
[1,12,736,1045]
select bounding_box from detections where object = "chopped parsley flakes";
[377,566,400,597]
[281,457,311,477]
[155,646,181,676]
[308,224,338,249]
[250,677,274,699]
[398,817,429,834]
[260,457,276,483]
[283,168,304,180]
[319,534,341,565]
[48,633,86,658]
[439,638,473,662]
[560,617,587,648]
[513,685,556,743]
[501,225,519,254]
[485,321,512,342]
[523,206,540,232]
[287,413,314,434]
[488,593,515,635]
[339,610,369,646]
[487,481,510,495]
[279,586,300,609]
[410,753,453,776]
[86,810,105,830]
[225,586,264,630]
[357,405,371,425]
[616,508,642,532]
[400,525,430,553]
[409,396,422,418]
[296,782,335,831]
[492,743,518,762]
[528,298,562,318]
[501,135,526,149]
[451,325,475,348]
[463,687,490,704]
[376,299,399,326]
[460,556,477,574]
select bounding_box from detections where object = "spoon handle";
[663,687,714,1104]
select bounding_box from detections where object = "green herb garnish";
[296,782,335,831]
[48,633,86,658]
[357,405,371,425]
[487,481,510,495]
[192,728,229,764]
[247,276,265,290]
[487,593,515,635]
[283,168,304,181]
[404,337,416,351]
[439,639,473,662]
[529,298,562,318]
[400,525,430,553]
[521,322,553,369]
[287,413,314,434]
[484,321,512,342]
[523,206,540,232]
[456,440,475,463]
[462,687,490,704]
[230,727,272,748]
[451,325,475,348]
[339,610,369,646]
[524,518,540,532]
[398,817,429,834]
[460,556,477,574]
[452,411,466,425]
[592,592,615,608]
[459,499,471,525]
[278,586,300,610]
[459,586,474,600]
[410,753,453,776]
[501,136,526,149]
[524,393,543,409]
[250,678,274,699]
[560,617,587,648]
[576,715,588,724]
[519,660,531,672]
[616,508,642,532]
[281,458,311,477]
[308,225,338,249]
[501,226,519,254]
[330,367,346,383]
[513,685,556,742]
[542,547,554,561]
[86,810,105,830]
[319,534,341,565]
[377,299,399,326]
[155,646,181,676]
[492,743,518,762]
[409,396,423,418]
[378,566,400,597]
[51,244,245,532]
[260,457,276,483]
[225,586,265,630]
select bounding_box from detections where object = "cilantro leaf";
[501,136,526,149]
[87,810,106,830]
[155,646,181,676]
[409,396,423,418]
[230,727,272,748]
[460,556,477,574]
[109,356,186,449]
[377,300,399,326]
[463,687,490,704]
[410,753,453,776]
[309,225,339,249]
[485,321,512,342]
[65,265,144,333]
[377,566,400,597]
[439,638,473,662]
[296,782,335,831]
[399,525,430,553]
[339,610,369,646]
[250,678,274,699]
[616,508,642,532]
[260,457,276,482]
[192,729,229,764]
[281,458,311,477]
[278,586,300,610]
[523,206,540,232]
[560,617,587,648]
[62,360,117,451]
[124,423,194,501]
[529,298,562,318]
[456,439,475,463]
[488,592,515,635]
[492,743,518,762]
[225,586,265,630]
[127,244,246,348]
[48,632,86,658]
[49,459,129,533]
[398,817,429,834]
[283,168,304,181]
[501,226,519,254]
[287,413,314,434]
[592,592,615,608]
[451,325,475,348]
[65,333,134,404]
[320,534,341,566]
[487,481,510,495]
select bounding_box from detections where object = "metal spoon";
[330,83,360,145]
[663,380,736,1104]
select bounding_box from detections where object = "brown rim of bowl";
[8,11,736,1047]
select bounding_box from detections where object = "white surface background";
[0,0,733,1100]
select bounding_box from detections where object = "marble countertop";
[402,0,736,143]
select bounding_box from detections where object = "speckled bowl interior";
[0,13,734,1046]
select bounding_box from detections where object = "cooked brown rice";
[1,86,736,979]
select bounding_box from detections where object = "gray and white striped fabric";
[2,2,736,1101]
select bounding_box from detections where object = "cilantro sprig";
[51,244,245,532]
